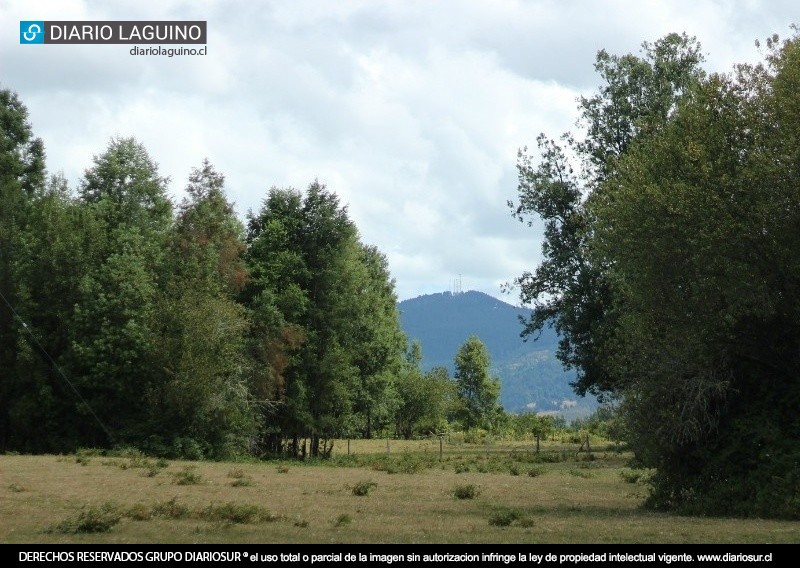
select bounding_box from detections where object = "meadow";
[2,437,798,544]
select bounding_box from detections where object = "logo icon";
[20,21,45,44]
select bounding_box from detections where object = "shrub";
[197,503,273,524]
[620,469,644,484]
[527,466,545,478]
[568,469,593,479]
[151,497,190,519]
[49,503,121,534]
[488,508,520,527]
[126,503,152,521]
[453,484,480,500]
[351,481,377,496]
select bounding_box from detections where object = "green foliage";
[454,336,501,430]
[150,497,190,519]
[568,469,593,479]
[394,343,455,438]
[589,31,800,518]
[619,469,648,484]
[48,503,121,534]
[508,30,800,519]
[508,33,706,398]
[397,291,583,414]
[244,182,406,455]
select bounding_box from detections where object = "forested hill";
[397,291,596,417]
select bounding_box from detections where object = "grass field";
[2,439,798,544]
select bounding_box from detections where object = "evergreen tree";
[454,336,500,430]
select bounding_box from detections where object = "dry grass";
[1,442,798,544]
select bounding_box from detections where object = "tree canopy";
[510,30,800,518]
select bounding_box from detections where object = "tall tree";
[68,137,173,446]
[0,89,46,451]
[345,243,406,438]
[245,181,405,456]
[589,31,800,518]
[508,33,707,398]
[453,335,500,430]
[148,160,256,458]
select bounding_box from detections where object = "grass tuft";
[351,481,377,496]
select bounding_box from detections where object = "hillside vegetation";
[398,291,595,417]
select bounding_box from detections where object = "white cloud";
[2,0,798,301]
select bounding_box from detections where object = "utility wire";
[0,287,116,444]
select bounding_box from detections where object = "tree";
[508,33,706,398]
[244,181,405,456]
[148,160,256,458]
[453,335,500,430]
[67,137,173,446]
[588,31,800,518]
[394,342,455,439]
[0,89,45,449]
[2,176,106,453]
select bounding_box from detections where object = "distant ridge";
[397,290,597,417]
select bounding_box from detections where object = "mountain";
[397,290,597,418]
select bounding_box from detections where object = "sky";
[1,1,797,302]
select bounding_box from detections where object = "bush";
[197,503,274,524]
[488,508,520,527]
[488,507,533,527]
[126,503,152,521]
[453,484,480,500]
[151,497,190,519]
[351,481,377,496]
[620,469,645,484]
[527,466,545,478]
[49,503,121,534]
[568,469,593,479]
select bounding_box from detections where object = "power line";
[0,287,116,444]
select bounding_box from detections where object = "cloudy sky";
[2,1,797,301]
